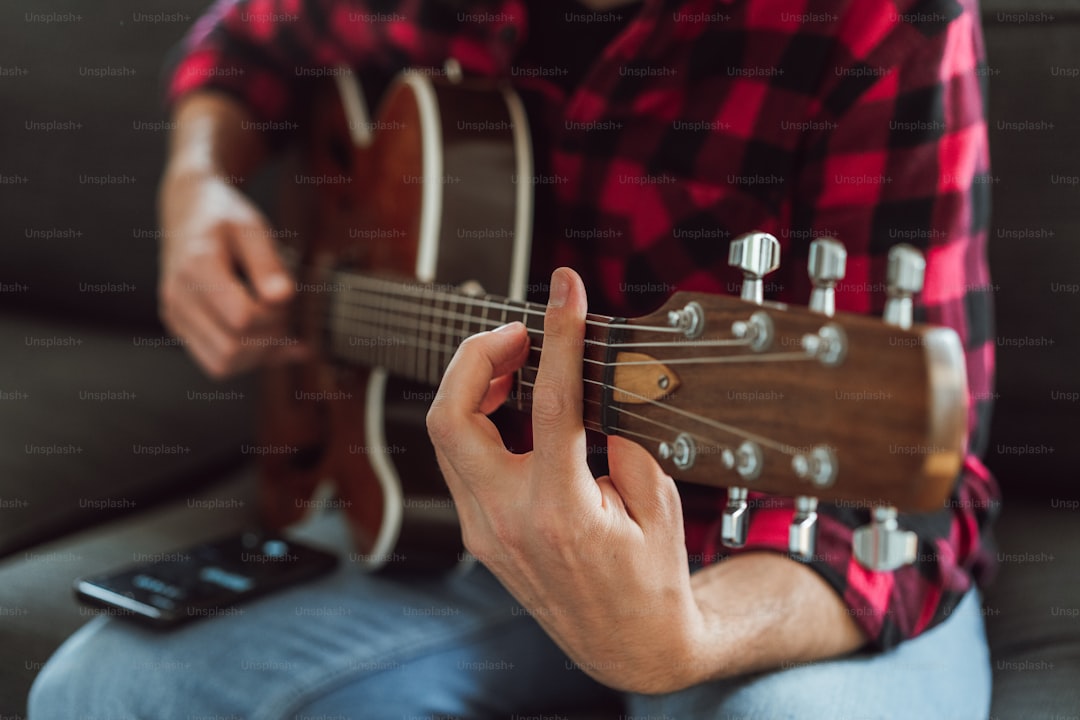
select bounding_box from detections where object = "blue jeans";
[30,516,992,720]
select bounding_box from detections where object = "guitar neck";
[322,271,617,431]
[316,268,967,512]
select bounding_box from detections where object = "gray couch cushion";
[0,312,253,557]
[984,501,1080,717]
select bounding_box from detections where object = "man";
[31,0,998,717]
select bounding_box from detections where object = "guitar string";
[326,314,812,370]
[329,314,802,457]
[328,290,812,367]
[315,273,817,459]
[329,272,689,335]
[522,379,794,455]
[579,397,734,458]
[329,282,756,349]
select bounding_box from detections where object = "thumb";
[606,434,683,529]
[228,208,293,304]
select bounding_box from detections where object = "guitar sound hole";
[288,444,325,471]
[329,136,351,172]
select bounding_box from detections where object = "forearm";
[164,91,267,183]
[672,552,867,689]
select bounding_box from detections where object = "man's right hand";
[157,92,308,379]
[158,168,306,378]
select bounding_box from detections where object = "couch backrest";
[981,3,1080,498]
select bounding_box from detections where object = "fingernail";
[265,275,290,295]
[493,322,519,333]
[548,269,569,308]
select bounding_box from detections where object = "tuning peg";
[725,232,779,535]
[853,506,917,571]
[884,244,925,330]
[720,487,749,548]
[851,244,925,571]
[807,238,846,316]
[788,496,818,560]
[729,232,780,304]
[791,239,846,555]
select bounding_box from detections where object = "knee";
[28,623,120,720]
[28,619,179,720]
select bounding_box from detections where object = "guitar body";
[259,70,534,572]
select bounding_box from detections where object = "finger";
[606,435,683,530]
[530,268,591,486]
[167,291,256,378]
[183,249,277,337]
[479,373,516,415]
[227,212,294,305]
[431,322,530,417]
[426,323,530,482]
[267,340,313,366]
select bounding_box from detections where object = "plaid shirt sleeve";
[167,0,520,126]
[705,0,999,650]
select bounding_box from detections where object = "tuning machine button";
[807,238,847,316]
[729,232,781,304]
[789,496,818,560]
[883,244,925,330]
[853,507,918,571]
[721,487,750,548]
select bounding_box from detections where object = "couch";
[1,0,1078,716]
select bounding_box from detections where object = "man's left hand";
[426,267,706,694]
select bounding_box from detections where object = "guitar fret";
[334,278,347,363]
[414,288,425,384]
[462,294,471,342]
[447,293,455,379]
[374,285,386,368]
[429,295,441,387]
[417,292,426,385]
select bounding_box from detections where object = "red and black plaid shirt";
[170,0,998,651]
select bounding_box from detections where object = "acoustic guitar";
[258,65,968,574]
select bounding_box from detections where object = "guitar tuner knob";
[791,445,837,487]
[800,323,846,367]
[658,433,697,470]
[884,244,925,329]
[729,232,781,304]
[852,506,918,571]
[788,495,818,560]
[731,310,774,352]
[734,440,763,481]
[807,238,847,317]
[721,487,750,548]
[666,301,704,338]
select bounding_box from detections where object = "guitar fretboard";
[321,271,617,424]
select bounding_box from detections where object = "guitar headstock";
[594,233,967,567]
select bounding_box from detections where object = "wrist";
[164,91,265,186]
[618,595,714,695]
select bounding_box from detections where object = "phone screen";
[74,531,339,628]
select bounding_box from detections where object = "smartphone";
[74,531,338,629]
